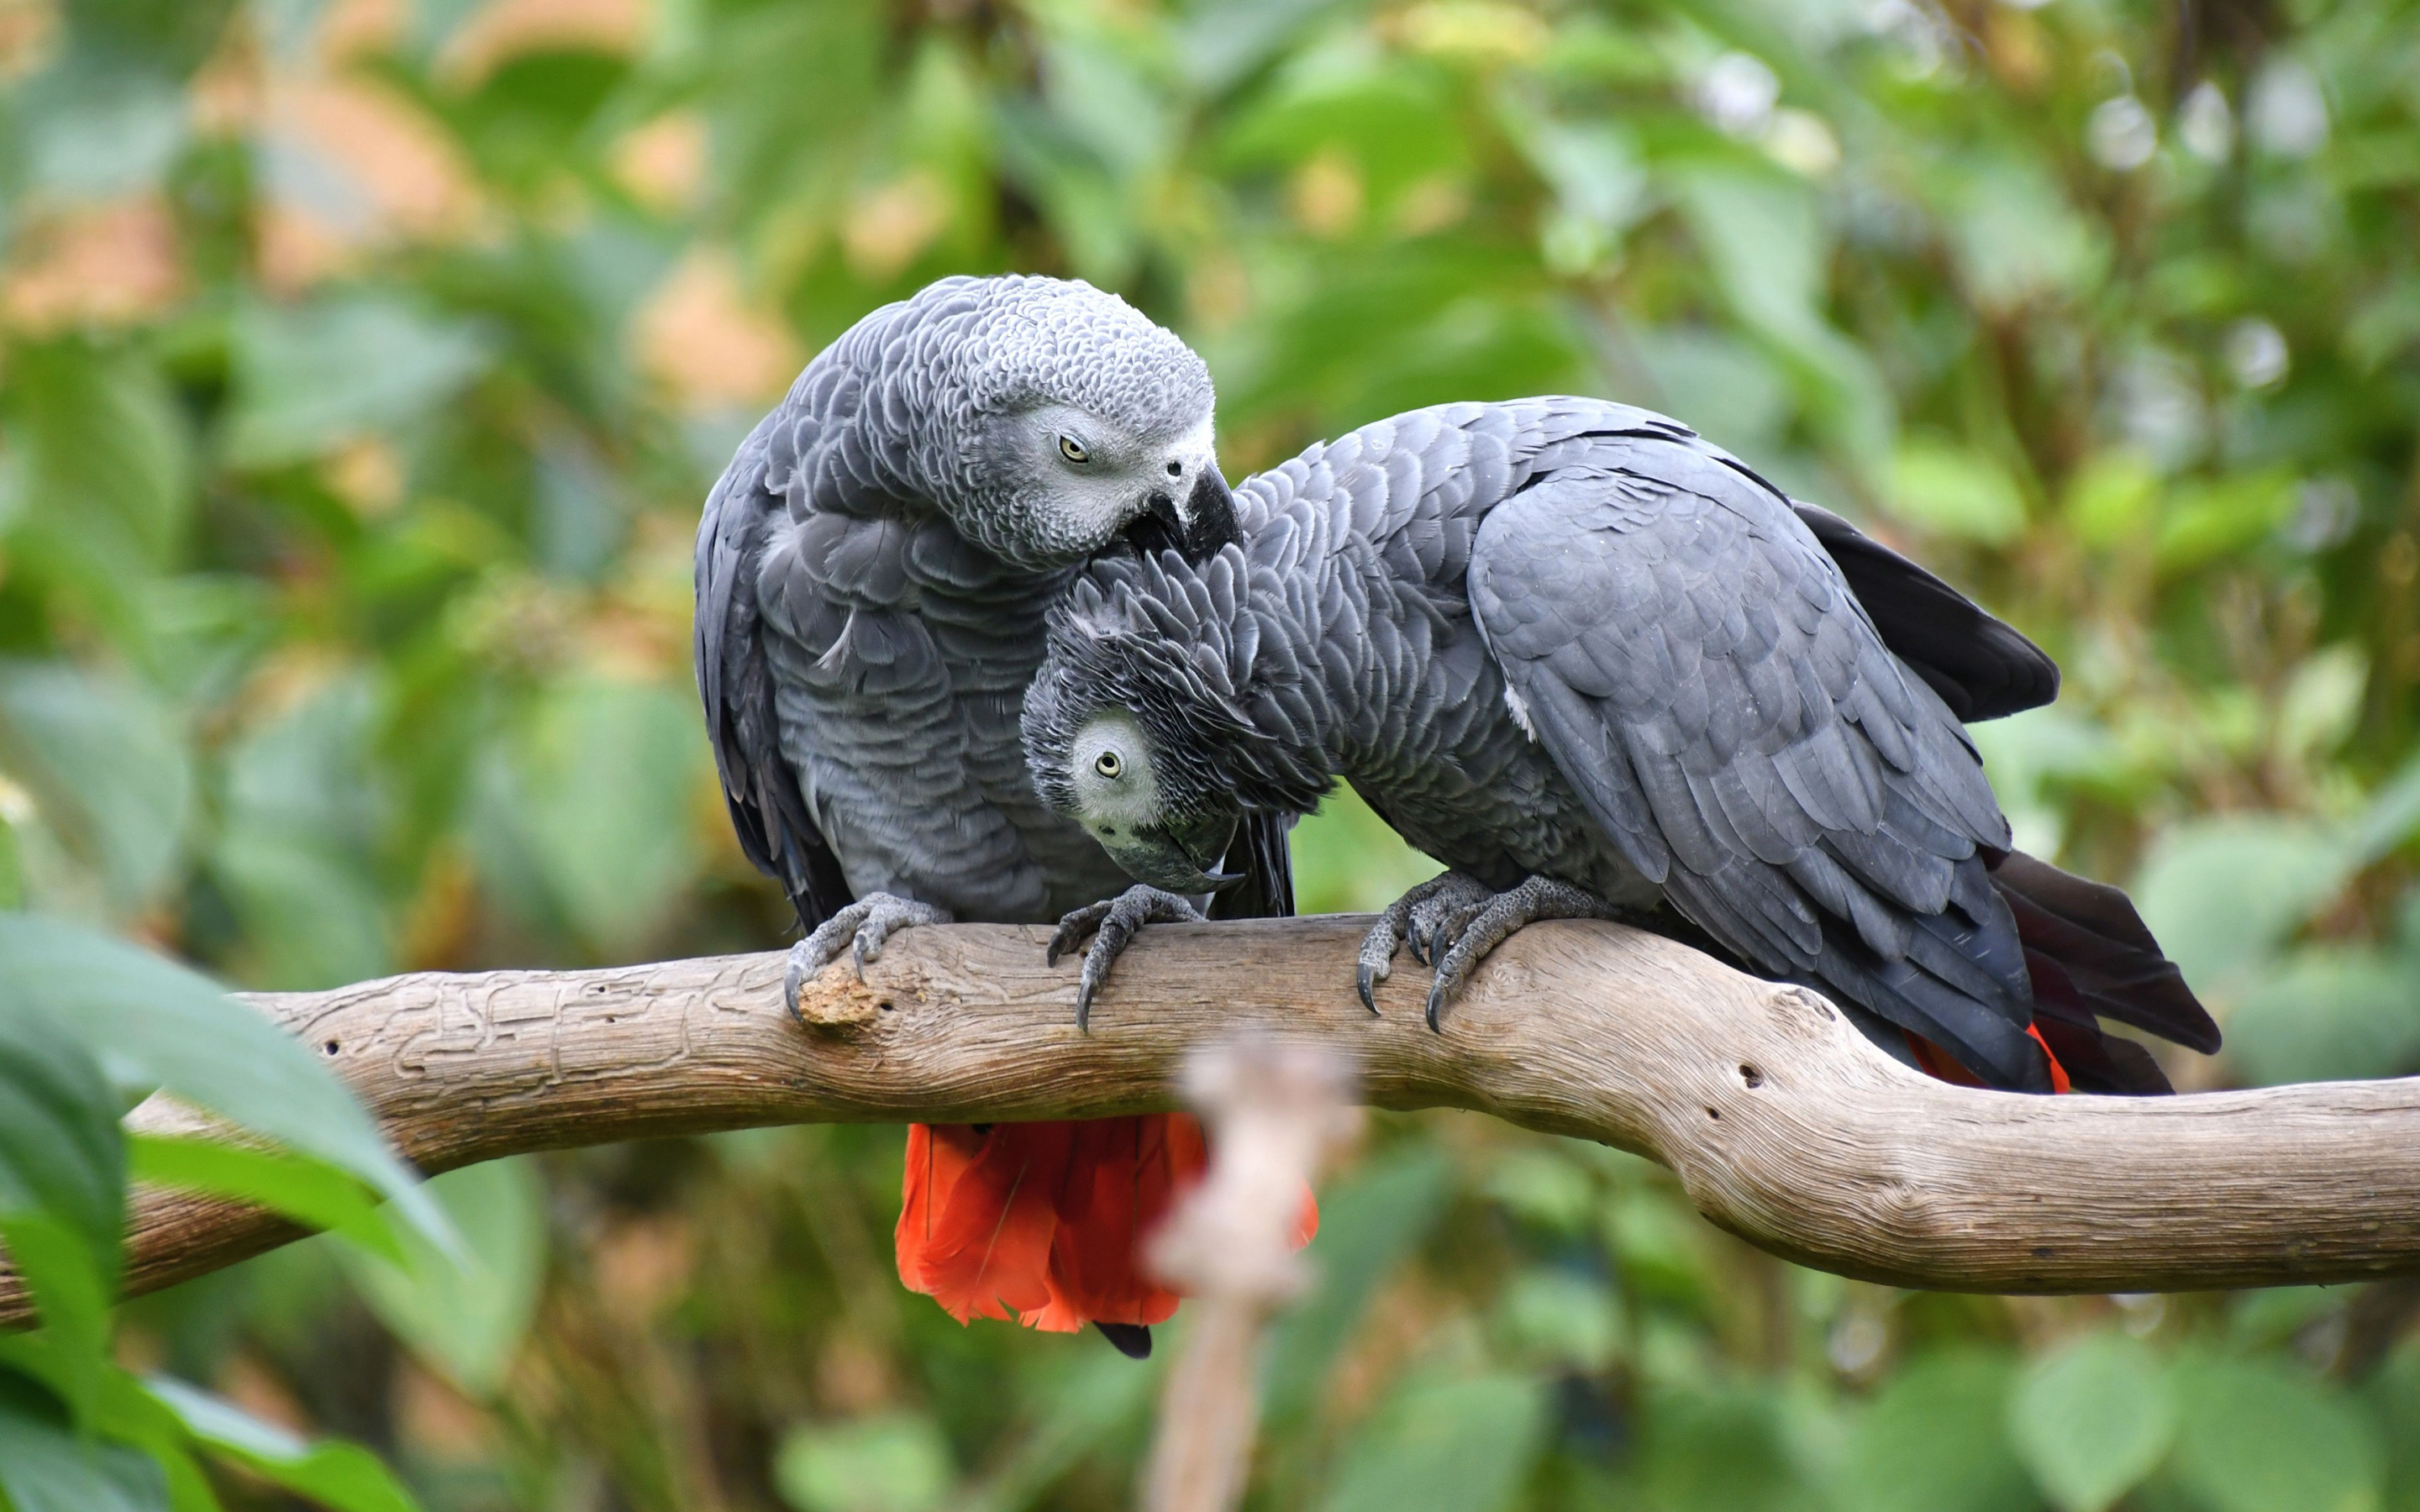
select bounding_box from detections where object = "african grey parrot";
[1023,398,2217,1094]
[693,275,1294,1353]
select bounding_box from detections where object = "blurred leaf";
[2007,1331,2175,1512]
[0,661,192,917]
[1496,1268,1619,1372]
[2132,817,2355,995]
[129,1135,407,1265]
[1941,155,2107,312]
[1885,438,2029,546]
[212,677,392,990]
[1839,1351,2036,1512]
[225,297,492,467]
[495,676,708,950]
[144,1375,421,1512]
[775,1411,955,1512]
[1262,1147,1451,1419]
[1633,1382,1805,1512]
[2170,1354,2383,1512]
[2064,452,2161,550]
[1,342,191,596]
[0,1383,170,1512]
[0,914,438,1235]
[0,1005,123,1420]
[1290,785,1443,915]
[1483,1147,1596,1235]
[2225,948,2420,1084]
[1317,1373,1548,1512]
[2156,473,2296,573]
[339,1158,545,1399]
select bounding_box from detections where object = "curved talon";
[1050,885,1204,1031]
[1356,872,1490,1014]
[782,940,816,1024]
[1420,875,1623,1030]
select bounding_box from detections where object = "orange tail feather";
[896,1115,1318,1336]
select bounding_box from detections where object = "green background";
[3,0,2419,1508]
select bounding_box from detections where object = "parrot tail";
[1907,850,2219,1095]
[893,1116,1320,1345]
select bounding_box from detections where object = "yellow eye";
[1059,435,1091,465]
[1094,750,1123,779]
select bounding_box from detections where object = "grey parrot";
[1023,398,2218,1094]
[693,275,1292,1354]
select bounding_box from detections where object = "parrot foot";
[1421,876,1627,1032]
[784,894,953,1021]
[1047,885,1206,1031]
[1356,872,1496,1012]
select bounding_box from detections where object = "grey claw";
[1050,886,1203,1031]
[783,941,814,1025]
[1357,964,1380,1015]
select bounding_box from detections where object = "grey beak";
[1178,465,1239,562]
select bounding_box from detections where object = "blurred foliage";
[0,0,2417,1508]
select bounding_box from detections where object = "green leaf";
[0,1002,125,1420]
[491,677,708,949]
[1886,438,2030,546]
[0,660,193,917]
[339,1158,546,1398]
[2008,1331,2176,1512]
[144,1376,423,1512]
[211,677,393,990]
[0,1382,169,1512]
[2170,1355,2383,1512]
[1317,1373,1547,1512]
[1261,1147,1450,1420]
[2131,817,2357,995]
[0,915,441,1242]
[2226,948,2420,1084]
[225,297,492,467]
[1839,1350,2037,1512]
[129,1136,407,1265]
[775,1411,955,1512]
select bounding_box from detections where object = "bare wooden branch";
[7,916,2420,1326]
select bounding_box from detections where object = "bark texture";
[7,916,2418,1326]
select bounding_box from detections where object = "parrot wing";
[694,420,855,931]
[1468,436,2054,1090]
[1788,501,2059,723]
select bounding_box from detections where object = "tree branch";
[8,916,2419,1326]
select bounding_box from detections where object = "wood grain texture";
[6,916,2417,1326]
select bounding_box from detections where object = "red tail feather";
[899,1115,1312,1335]
[1906,1024,2071,1095]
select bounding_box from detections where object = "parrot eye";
[1165,459,1182,476]
[1059,435,1091,465]
[1093,750,1123,779]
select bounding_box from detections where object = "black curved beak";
[1178,465,1239,563]
[1096,814,1243,894]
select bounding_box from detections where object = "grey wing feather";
[695,420,854,930]
[1470,438,2051,1090]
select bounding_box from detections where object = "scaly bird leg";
[1355,871,1496,1013]
[1047,885,1207,1032]
[784,893,954,1021]
[1423,876,1629,1032]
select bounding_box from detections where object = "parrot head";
[910,276,1237,571]
[1023,547,1335,889]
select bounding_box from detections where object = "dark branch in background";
[5,916,2420,1327]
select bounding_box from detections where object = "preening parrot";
[1023,398,2219,1092]
[692,275,1301,1355]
